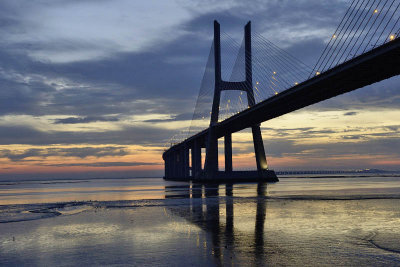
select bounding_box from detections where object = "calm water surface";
[1,175,400,204]
[1,175,400,266]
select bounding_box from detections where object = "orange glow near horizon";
[1,107,399,177]
[0,143,164,177]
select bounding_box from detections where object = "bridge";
[163,0,400,182]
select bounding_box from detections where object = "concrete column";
[175,150,180,178]
[191,144,196,178]
[165,154,169,179]
[205,127,218,177]
[192,140,201,178]
[183,146,189,178]
[178,148,184,178]
[171,152,176,178]
[224,133,232,173]
[252,125,268,171]
[167,153,171,178]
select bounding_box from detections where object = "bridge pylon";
[202,20,277,182]
[163,20,278,183]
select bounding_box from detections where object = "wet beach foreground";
[1,177,400,266]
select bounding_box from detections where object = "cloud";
[0,0,193,63]
[266,137,400,160]
[0,124,175,146]
[54,116,119,124]
[143,112,194,123]
[343,111,357,116]
[42,162,159,167]
[0,146,129,161]
[0,149,42,162]
[385,125,400,131]
[341,135,364,140]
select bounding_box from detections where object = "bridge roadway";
[172,37,400,147]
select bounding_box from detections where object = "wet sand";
[1,181,400,266]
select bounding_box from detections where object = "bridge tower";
[162,20,278,183]
[203,20,275,181]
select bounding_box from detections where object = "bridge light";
[332,34,336,38]
[273,71,276,75]
[275,92,278,95]
[316,71,320,76]
[374,9,378,13]
[390,34,395,41]
[228,99,230,103]
[256,81,259,85]
[295,82,299,85]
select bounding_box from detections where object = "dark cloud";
[144,112,193,123]
[265,137,400,159]
[0,125,45,141]
[385,125,400,131]
[341,135,364,140]
[0,69,56,115]
[0,146,128,161]
[261,127,336,139]
[343,111,357,116]
[0,49,199,118]
[42,162,159,167]
[54,116,119,124]
[0,148,42,161]
[0,125,174,145]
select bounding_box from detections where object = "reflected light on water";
[1,176,400,265]
[163,180,400,266]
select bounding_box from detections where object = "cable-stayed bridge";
[163,0,400,182]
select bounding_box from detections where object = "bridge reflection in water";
[165,183,268,265]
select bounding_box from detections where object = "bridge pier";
[191,139,202,178]
[182,145,190,178]
[164,153,169,178]
[251,125,268,171]
[224,133,232,173]
[204,126,219,178]
[176,150,181,178]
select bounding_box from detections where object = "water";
[2,175,400,205]
[1,174,400,266]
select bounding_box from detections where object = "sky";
[0,0,399,180]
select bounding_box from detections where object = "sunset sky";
[0,0,399,180]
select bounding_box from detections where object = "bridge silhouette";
[163,1,400,182]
